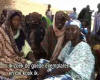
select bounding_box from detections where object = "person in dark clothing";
[78,5,94,31]
[25,12,47,61]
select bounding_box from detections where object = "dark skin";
[55,11,68,30]
[26,13,47,62]
[82,21,87,28]
[65,25,81,47]
[86,5,90,11]
[50,11,69,62]
[97,4,100,13]
[55,17,65,30]
[26,30,39,63]
[38,25,81,79]
[48,5,51,11]
[37,12,69,80]
[10,15,21,35]
[46,4,51,12]
[29,29,47,59]
[46,5,51,17]
[73,7,76,12]
[26,13,42,30]
[10,15,25,57]
[29,29,41,49]
[2,9,7,17]
[38,12,68,79]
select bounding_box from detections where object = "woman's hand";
[38,68,48,79]
[26,52,36,63]
[49,68,70,76]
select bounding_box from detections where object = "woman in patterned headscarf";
[0,10,32,80]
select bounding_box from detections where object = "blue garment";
[81,28,88,35]
[69,12,78,20]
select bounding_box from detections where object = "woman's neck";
[12,27,18,36]
[32,44,41,49]
[71,39,81,47]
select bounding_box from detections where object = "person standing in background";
[78,5,94,31]
[93,3,100,36]
[46,4,52,21]
[69,7,78,20]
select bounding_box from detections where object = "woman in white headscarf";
[38,20,95,80]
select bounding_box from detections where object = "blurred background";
[0,0,99,15]
[0,0,99,31]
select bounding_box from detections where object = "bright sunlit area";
[29,0,99,13]
[13,0,100,15]
[13,0,100,31]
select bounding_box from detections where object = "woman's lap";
[44,74,72,80]
[37,59,72,80]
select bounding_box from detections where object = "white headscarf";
[68,20,87,42]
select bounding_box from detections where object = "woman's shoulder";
[20,29,26,38]
[77,41,92,51]
[0,27,6,35]
[0,27,11,42]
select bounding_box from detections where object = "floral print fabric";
[58,41,95,80]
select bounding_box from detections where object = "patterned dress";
[0,27,30,80]
[40,41,95,80]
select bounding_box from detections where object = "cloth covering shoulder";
[58,41,95,80]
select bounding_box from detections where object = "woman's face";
[55,17,65,30]
[11,15,21,29]
[65,26,80,41]
[55,12,66,30]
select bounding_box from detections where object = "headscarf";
[25,12,45,45]
[51,11,67,61]
[0,10,29,79]
[66,20,87,42]
[2,10,22,56]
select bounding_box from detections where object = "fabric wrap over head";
[5,10,22,26]
[69,20,82,28]
[1,10,23,56]
[53,11,67,37]
[66,20,87,42]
